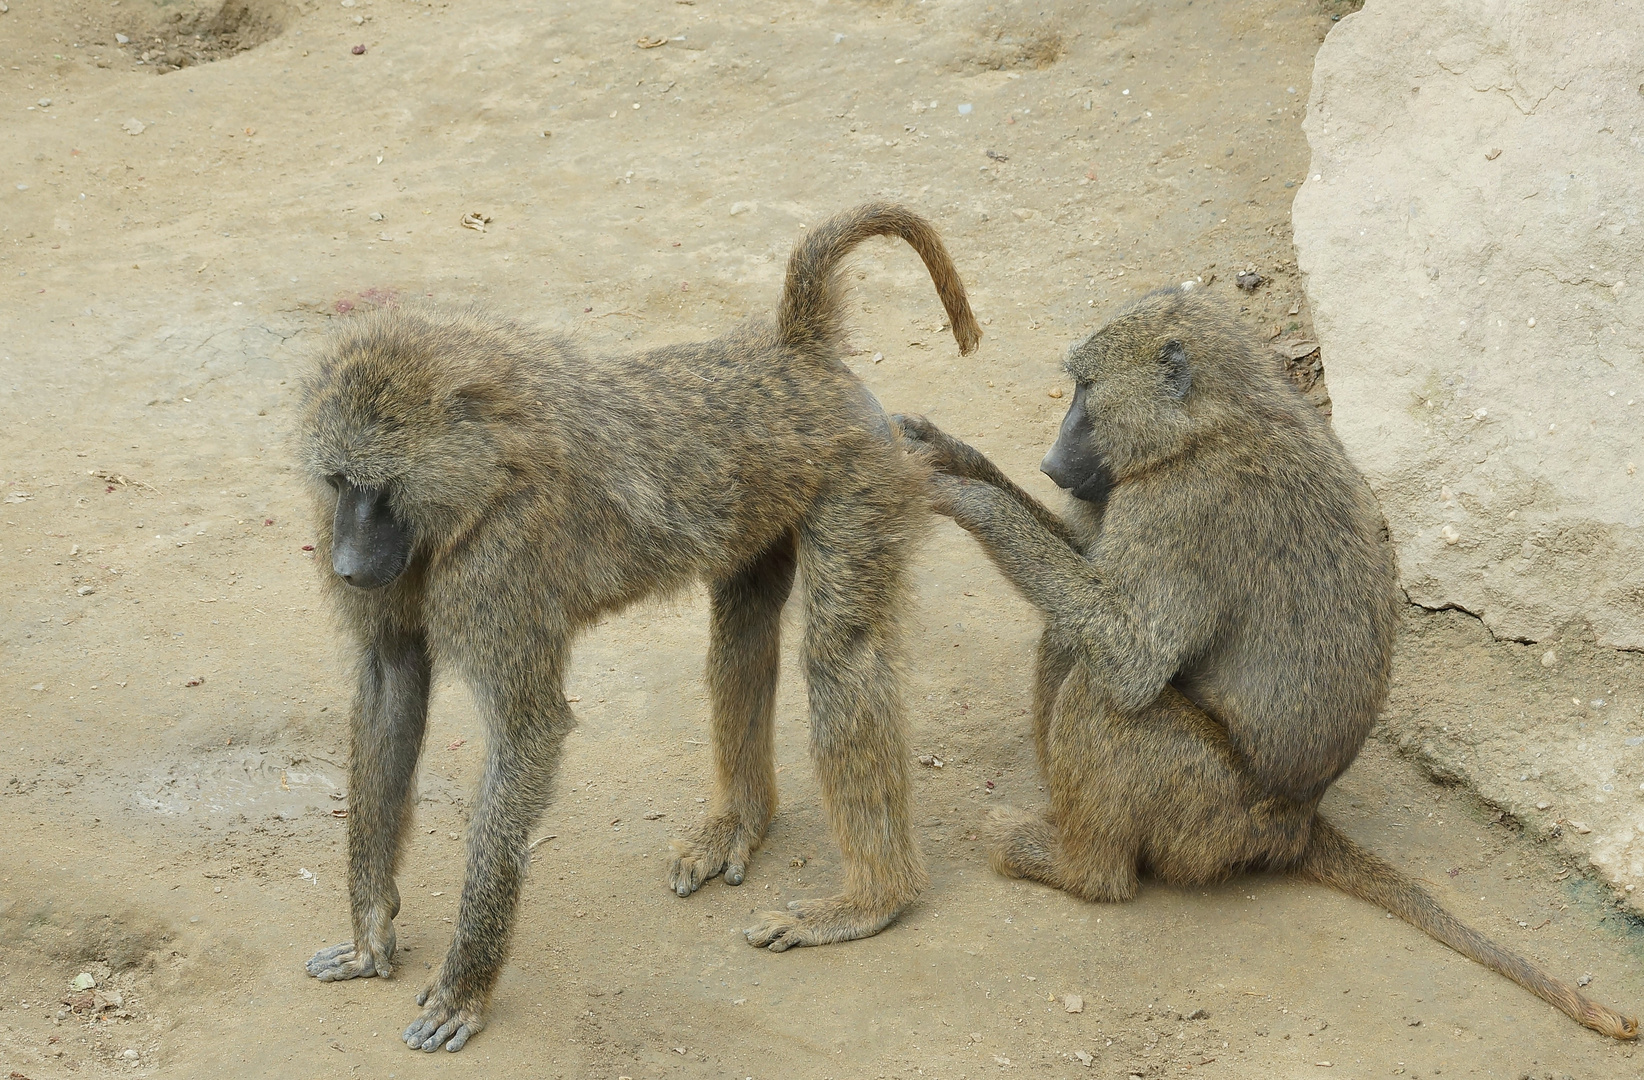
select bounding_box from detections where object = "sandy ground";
[2,0,1641,1077]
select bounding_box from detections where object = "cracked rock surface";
[1293,0,1644,650]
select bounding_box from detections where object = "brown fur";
[899,285,1637,1041]
[297,203,980,1051]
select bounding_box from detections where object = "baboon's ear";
[1160,340,1191,400]
[449,378,508,420]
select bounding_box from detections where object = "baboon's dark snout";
[330,479,412,589]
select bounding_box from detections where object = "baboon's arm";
[894,414,1080,548]
[932,474,1191,714]
[307,627,431,984]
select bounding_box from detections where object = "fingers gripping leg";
[307,630,431,982]
[672,533,798,897]
[896,415,1079,547]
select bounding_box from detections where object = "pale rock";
[1294,0,1644,650]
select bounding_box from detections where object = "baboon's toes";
[667,839,726,897]
[667,817,757,897]
[743,897,901,952]
[404,986,485,1053]
[305,941,387,981]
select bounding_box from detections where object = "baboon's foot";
[668,812,766,897]
[743,896,902,952]
[986,805,1139,902]
[985,805,1062,885]
[402,982,485,1053]
[306,924,397,981]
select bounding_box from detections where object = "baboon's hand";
[306,936,394,981]
[892,413,970,477]
[403,982,485,1053]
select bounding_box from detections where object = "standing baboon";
[897,285,1636,1039]
[298,203,981,1052]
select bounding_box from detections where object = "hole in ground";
[114,0,289,74]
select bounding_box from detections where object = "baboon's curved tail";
[777,202,982,357]
[1299,816,1637,1040]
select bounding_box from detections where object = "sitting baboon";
[298,203,981,1051]
[896,285,1636,1040]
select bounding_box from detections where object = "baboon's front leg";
[671,533,798,897]
[306,629,431,983]
[402,642,574,1053]
[744,505,928,951]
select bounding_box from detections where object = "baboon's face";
[300,311,521,589]
[1040,382,1114,504]
[1046,291,1197,493]
[325,474,414,589]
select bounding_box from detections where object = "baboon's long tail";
[777,202,982,356]
[1299,816,1637,1040]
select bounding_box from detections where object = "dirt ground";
[2,0,1641,1077]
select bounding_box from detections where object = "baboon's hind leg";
[745,499,929,951]
[1030,628,1075,775]
[671,533,798,896]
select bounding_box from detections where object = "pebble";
[1063,993,1084,1013]
[116,32,130,44]
[351,44,367,55]
[77,584,96,596]
[121,118,145,135]
[1073,1049,1093,1066]
[1439,524,1460,545]
[1578,973,1593,987]
[1535,801,1551,811]
[957,103,973,115]
[122,1049,139,1060]
[1540,649,1556,668]
[37,97,51,108]
[1048,388,1063,399]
